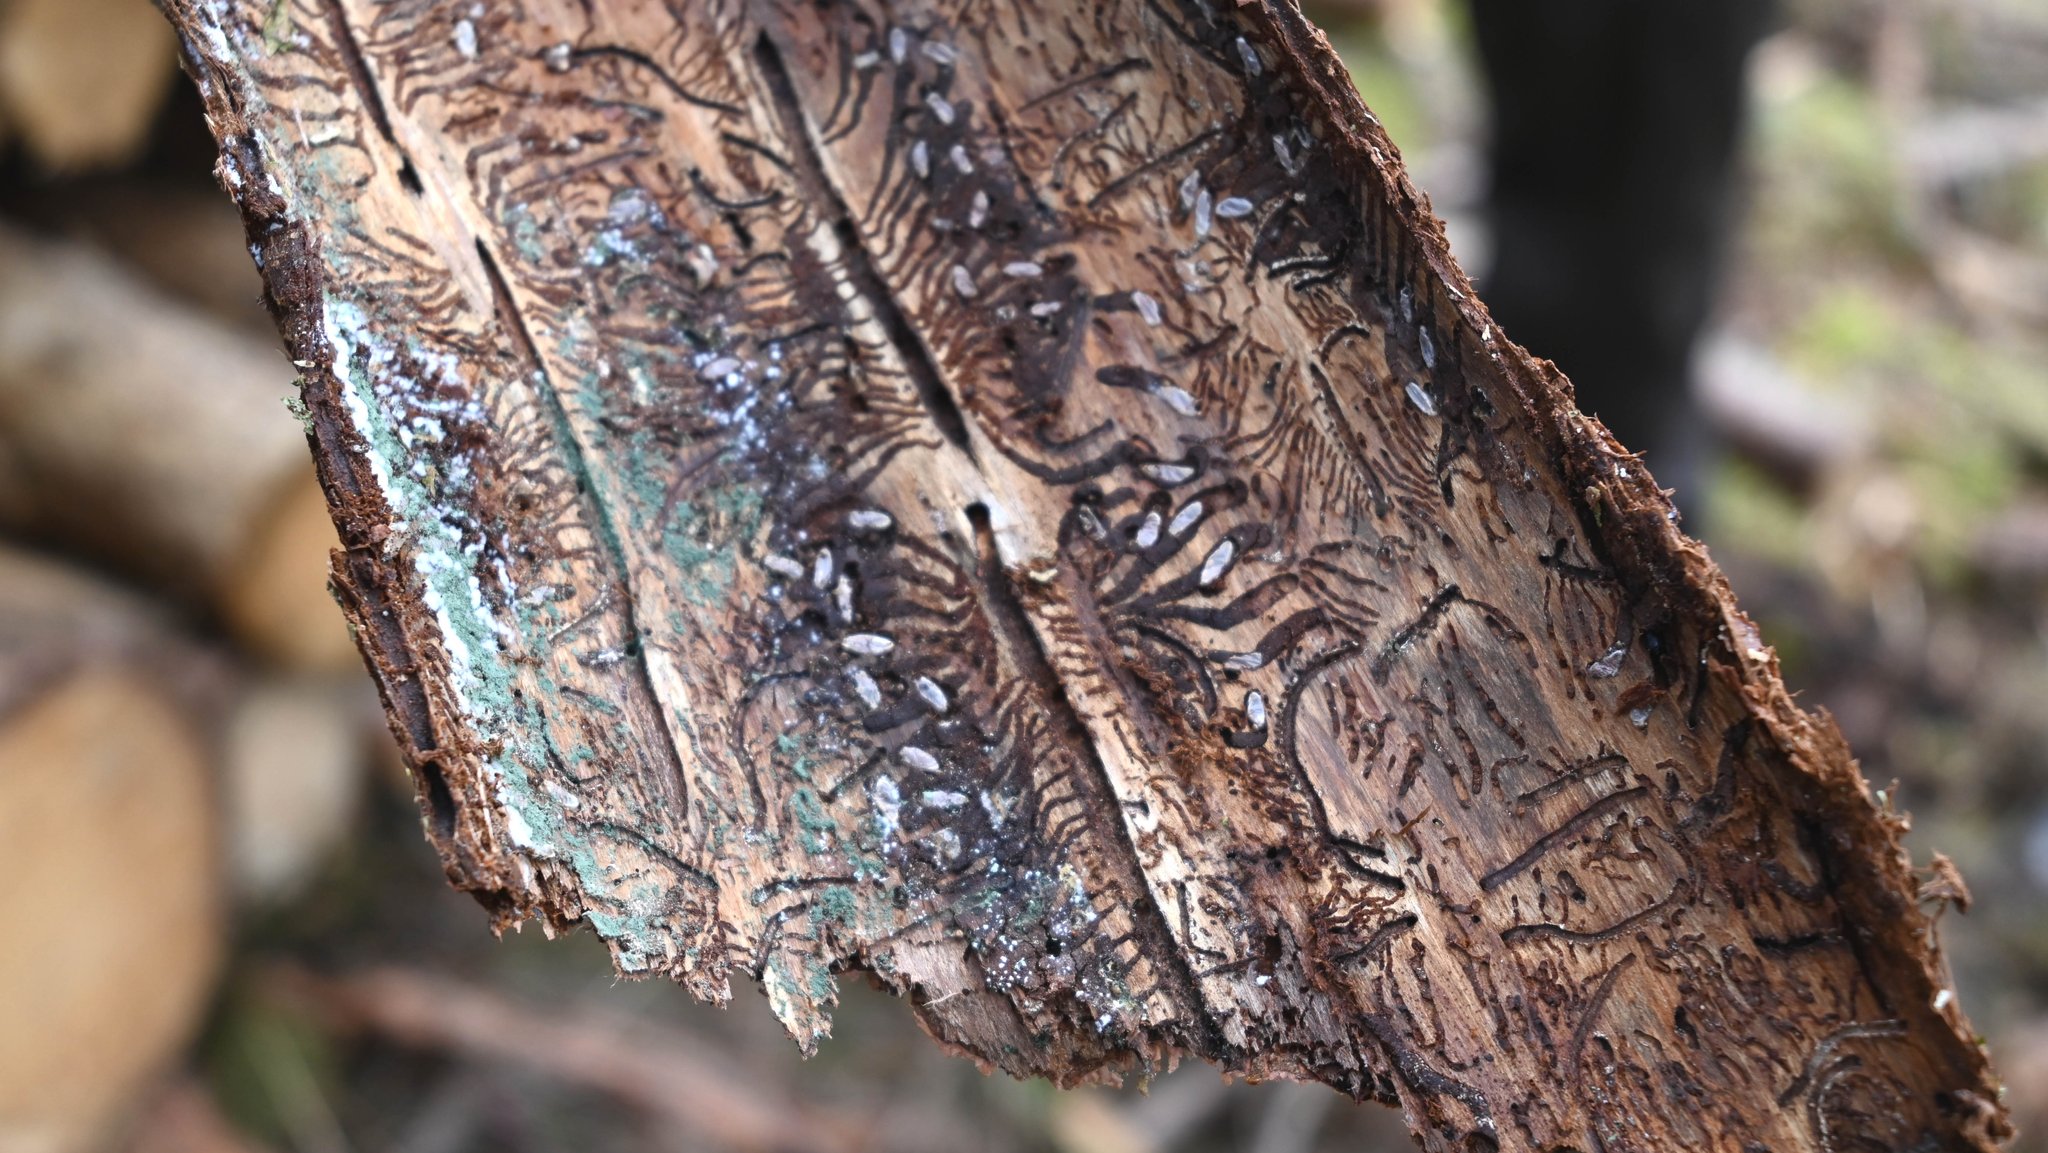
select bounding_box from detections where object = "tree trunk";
[159,1,2008,1149]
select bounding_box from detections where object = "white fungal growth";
[1405,381,1437,416]
[843,633,895,656]
[848,666,883,709]
[1004,261,1043,278]
[503,804,546,855]
[764,554,805,579]
[545,779,584,810]
[688,244,720,283]
[1245,691,1267,729]
[1200,539,1236,585]
[901,746,940,772]
[1236,36,1262,75]
[1142,462,1195,485]
[915,676,950,712]
[951,264,977,298]
[1587,643,1628,678]
[979,790,1008,829]
[1224,650,1265,671]
[926,92,955,124]
[1132,290,1163,327]
[1215,196,1254,218]
[1158,385,1200,416]
[848,508,893,531]
[872,776,902,837]
[1134,511,1162,549]
[812,549,833,588]
[1169,501,1204,536]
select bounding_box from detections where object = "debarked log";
[158,1,2008,1149]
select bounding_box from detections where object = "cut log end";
[222,470,356,672]
[0,0,179,171]
[0,667,221,1153]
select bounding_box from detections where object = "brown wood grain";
[159,1,2008,1148]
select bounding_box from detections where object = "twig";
[263,964,971,1153]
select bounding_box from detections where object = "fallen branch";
[267,965,969,1153]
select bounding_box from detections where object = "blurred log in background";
[0,0,2044,1151]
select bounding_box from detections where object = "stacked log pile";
[0,3,375,1149]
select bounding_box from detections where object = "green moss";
[1783,284,1901,383]
[204,1006,335,1145]
[1774,283,2045,587]
[1753,74,1909,261]
[1703,456,1813,572]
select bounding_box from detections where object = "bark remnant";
[158,1,2009,1149]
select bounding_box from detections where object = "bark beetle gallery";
[159,1,2008,1149]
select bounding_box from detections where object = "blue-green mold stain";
[208,11,705,984]
[813,885,859,931]
[319,293,687,972]
[786,787,835,856]
[653,476,761,608]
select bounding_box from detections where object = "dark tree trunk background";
[158,1,2007,1150]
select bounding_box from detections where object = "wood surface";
[158,1,2009,1149]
